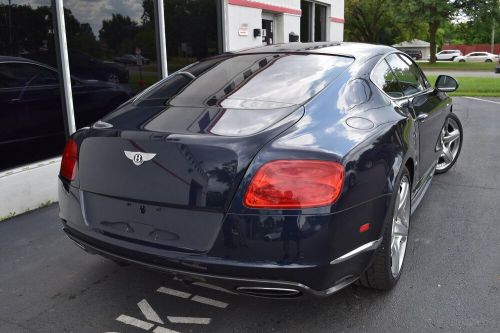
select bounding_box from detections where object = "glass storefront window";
[164,0,221,73]
[62,0,160,130]
[0,0,66,171]
[0,0,222,172]
[300,0,327,42]
[300,0,312,42]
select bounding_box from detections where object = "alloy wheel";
[436,117,461,172]
[390,175,410,278]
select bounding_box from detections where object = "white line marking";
[153,326,180,333]
[157,287,191,299]
[167,316,212,325]
[138,299,164,324]
[192,282,238,295]
[116,314,154,330]
[464,96,500,105]
[191,295,228,308]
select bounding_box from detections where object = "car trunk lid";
[76,105,303,252]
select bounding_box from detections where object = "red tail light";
[60,139,78,181]
[243,160,344,209]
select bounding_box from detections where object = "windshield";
[137,53,354,109]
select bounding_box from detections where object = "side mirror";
[435,75,459,92]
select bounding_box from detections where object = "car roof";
[235,42,395,60]
[0,55,28,62]
[0,55,52,67]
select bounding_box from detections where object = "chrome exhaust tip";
[236,286,302,298]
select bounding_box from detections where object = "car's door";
[468,53,482,62]
[0,62,63,142]
[0,62,64,170]
[385,53,449,180]
[0,63,25,146]
[479,53,489,61]
[438,51,448,60]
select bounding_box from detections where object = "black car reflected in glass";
[26,50,129,84]
[0,56,133,171]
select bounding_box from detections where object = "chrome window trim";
[369,51,434,102]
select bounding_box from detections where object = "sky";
[8,0,144,36]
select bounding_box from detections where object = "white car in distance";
[454,52,499,63]
[436,50,462,61]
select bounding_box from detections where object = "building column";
[51,0,76,137]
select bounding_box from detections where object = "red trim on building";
[330,17,345,23]
[228,0,302,16]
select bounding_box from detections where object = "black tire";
[435,113,463,174]
[459,59,465,62]
[485,59,493,63]
[359,166,411,290]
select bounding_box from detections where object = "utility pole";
[8,0,12,55]
[492,18,496,54]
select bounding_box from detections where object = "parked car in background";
[0,56,133,171]
[26,50,129,83]
[454,52,499,62]
[114,54,150,66]
[436,50,462,61]
[400,49,422,60]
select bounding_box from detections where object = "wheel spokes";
[393,218,408,237]
[391,238,401,275]
[437,117,461,171]
[443,129,460,145]
[390,175,410,277]
[442,146,454,163]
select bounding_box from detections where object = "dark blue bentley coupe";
[58,42,463,298]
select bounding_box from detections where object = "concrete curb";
[0,157,61,219]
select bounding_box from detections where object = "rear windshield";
[137,53,354,109]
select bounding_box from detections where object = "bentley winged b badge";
[124,151,157,166]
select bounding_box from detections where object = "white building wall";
[224,0,344,52]
[329,0,345,41]
[225,4,263,51]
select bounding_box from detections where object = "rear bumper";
[59,181,392,297]
[63,225,370,298]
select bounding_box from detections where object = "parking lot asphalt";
[1,97,499,333]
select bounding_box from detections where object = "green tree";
[99,14,138,56]
[141,0,155,27]
[455,0,500,45]
[0,4,53,55]
[344,0,427,45]
[398,1,464,63]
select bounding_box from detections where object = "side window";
[398,53,429,89]
[31,66,58,85]
[385,54,424,96]
[0,63,58,88]
[0,64,20,88]
[371,59,404,98]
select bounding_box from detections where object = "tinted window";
[0,63,57,88]
[398,54,429,88]
[386,54,424,96]
[371,59,403,98]
[138,54,354,108]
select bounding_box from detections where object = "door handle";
[416,113,428,121]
